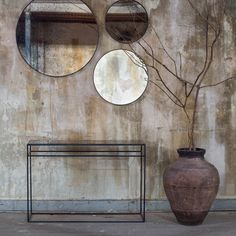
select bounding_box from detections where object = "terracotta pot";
[163,148,220,225]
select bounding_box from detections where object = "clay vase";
[163,148,220,225]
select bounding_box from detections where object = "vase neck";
[177,148,205,159]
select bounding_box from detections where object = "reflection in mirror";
[106,0,148,43]
[94,50,148,105]
[228,0,236,17]
[16,0,98,77]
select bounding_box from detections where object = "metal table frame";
[27,141,146,223]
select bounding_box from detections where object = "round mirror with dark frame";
[16,0,99,77]
[105,0,149,43]
[94,49,148,106]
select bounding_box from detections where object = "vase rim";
[177,148,206,158]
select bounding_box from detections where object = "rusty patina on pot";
[163,148,220,225]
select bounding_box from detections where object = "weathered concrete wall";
[0,0,236,203]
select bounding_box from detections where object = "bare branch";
[148,79,183,108]
[178,52,183,78]
[182,106,192,147]
[124,50,148,74]
[187,0,217,32]
[184,82,188,97]
[137,41,193,86]
[187,14,210,97]
[198,28,221,86]
[200,76,236,88]
[151,26,179,77]
[125,0,226,149]
[189,86,200,149]
[187,0,224,97]
[141,39,155,67]
[127,44,184,107]
[147,64,184,107]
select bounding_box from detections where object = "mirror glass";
[94,50,148,105]
[105,0,148,43]
[16,0,98,77]
[228,0,236,17]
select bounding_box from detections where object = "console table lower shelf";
[27,141,146,223]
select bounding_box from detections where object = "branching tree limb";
[125,0,234,149]
[200,76,236,88]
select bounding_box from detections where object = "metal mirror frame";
[93,49,149,106]
[105,0,149,44]
[16,0,99,77]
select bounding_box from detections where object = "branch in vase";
[150,26,179,77]
[200,76,236,88]
[136,41,193,86]
[187,0,224,97]
[187,0,218,32]
[148,79,184,108]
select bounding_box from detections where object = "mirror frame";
[16,0,99,77]
[105,0,149,44]
[93,49,149,106]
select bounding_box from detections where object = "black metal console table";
[27,140,146,223]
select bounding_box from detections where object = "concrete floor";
[0,212,236,236]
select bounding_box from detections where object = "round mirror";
[16,0,98,77]
[94,50,148,105]
[105,0,148,43]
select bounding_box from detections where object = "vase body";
[163,148,220,225]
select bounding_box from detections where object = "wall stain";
[215,80,236,196]
[1,0,236,200]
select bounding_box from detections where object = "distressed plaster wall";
[0,0,236,204]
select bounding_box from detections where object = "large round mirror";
[16,0,98,77]
[105,0,148,43]
[94,50,148,105]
